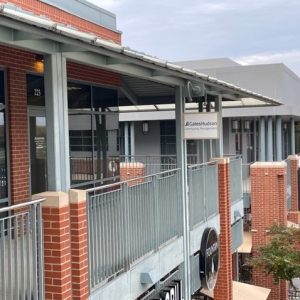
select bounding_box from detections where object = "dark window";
[0,70,8,202]
[92,86,118,110]
[27,74,45,106]
[68,82,120,188]
[68,82,91,109]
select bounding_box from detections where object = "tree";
[250,224,300,290]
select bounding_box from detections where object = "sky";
[88,0,300,76]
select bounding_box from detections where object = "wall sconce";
[244,120,251,131]
[34,54,44,73]
[142,121,149,135]
[231,120,240,132]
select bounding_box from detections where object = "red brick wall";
[67,62,121,87]
[289,155,299,211]
[0,46,37,204]
[43,204,72,300]
[251,162,288,300]
[214,159,232,300]
[0,0,121,43]
[70,200,89,300]
[120,162,145,186]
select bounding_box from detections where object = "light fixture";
[34,54,44,73]
[142,121,149,135]
[244,120,251,131]
[232,120,240,131]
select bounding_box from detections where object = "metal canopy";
[0,4,282,108]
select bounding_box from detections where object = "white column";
[215,95,223,157]
[259,117,266,161]
[124,122,129,159]
[290,117,295,155]
[267,116,273,161]
[275,116,282,161]
[44,53,70,191]
[130,122,135,159]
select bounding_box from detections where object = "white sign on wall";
[184,112,220,140]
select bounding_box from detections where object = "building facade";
[0,1,281,300]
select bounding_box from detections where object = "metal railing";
[86,168,182,290]
[0,198,45,300]
[188,161,219,227]
[229,156,243,204]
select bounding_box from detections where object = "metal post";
[259,117,266,161]
[124,122,129,159]
[275,116,282,161]
[267,116,273,161]
[130,122,135,160]
[44,53,70,191]
[215,95,223,157]
[290,117,295,155]
[175,86,191,300]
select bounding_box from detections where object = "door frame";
[27,105,47,196]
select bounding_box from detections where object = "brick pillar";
[288,155,299,211]
[213,158,232,300]
[251,162,288,300]
[38,192,72,300]
[120,162,145,186]
[69,189,89,300]
[7,68,30,205]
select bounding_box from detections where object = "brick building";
[0,1,283,300]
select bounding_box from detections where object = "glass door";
[28,109,47,194]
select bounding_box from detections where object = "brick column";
[288,155,299,211]
[213,158,232,300]
[7,68,30,205]
[69,189,89,300]
[251,162,288,300]
[38,192,72,300]
[120,162,145,186]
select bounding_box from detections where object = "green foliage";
[250,224,300,287]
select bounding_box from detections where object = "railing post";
[122,182,131,270]
[36,202,45,300]
[153,174,160,249]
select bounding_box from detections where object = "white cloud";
[235,50,300,75]
[236,50,300,64]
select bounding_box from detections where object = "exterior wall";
[251,162,288,300]
[0,0,121,43]
[0,46,36,205]
[0,44,121,204]
[67,62,121,87]
[134,120,161,157]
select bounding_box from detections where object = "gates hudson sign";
[184,112,219,140]
[199,227,220,291]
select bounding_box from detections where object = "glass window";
[68,82,120,188]
[0,70,8,202]
[92,86,118,110]
[68,82,91,109]
[27,74,45,106]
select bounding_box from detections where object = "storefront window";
[160,120,197,161]
[68,82,120,188]
[0,70,8,206]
